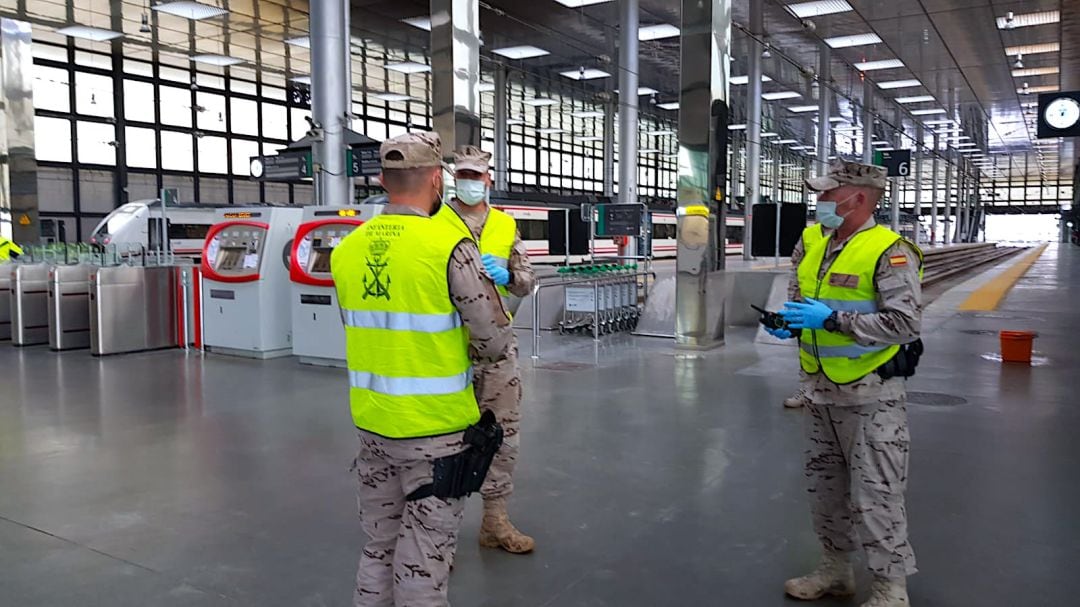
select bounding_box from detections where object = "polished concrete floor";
[1,244,1078,606]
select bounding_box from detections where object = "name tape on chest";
[828,273,860,288]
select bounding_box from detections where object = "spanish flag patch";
[889,255,908,267]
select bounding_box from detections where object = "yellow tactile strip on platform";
[957,244,1048,311]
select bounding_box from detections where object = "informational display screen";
[596,204,643,237]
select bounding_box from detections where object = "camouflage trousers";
[473,347,523,501]
[804,400,918,580]
[353,430,467,607]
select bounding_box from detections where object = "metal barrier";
[47,264,93,351]
[530,265,654,358]
[89,265,184,356]
[9,263,50,346]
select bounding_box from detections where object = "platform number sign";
[873,149,911,177]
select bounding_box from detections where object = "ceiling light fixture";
[571,110,605,118]
[761,43,772,59]
[1004,42,1060,56]
[636,87,659,96]
[555,0,614,7]
[911,108,947,115]
[824,33,882,49]
[151,1,228,20]
[996,10,1059,30]
[877,79,922,90]
[728,123,747,130]
[372,93,413,102]
[785,0,853,19]
[537,128,565,135]
[762,91,801,101]
[522,97,558,106]
[639,24,680,41]
[854,59,904,71]
[190,54,244,66]
[140,10,152,34]
[560,68,611,80]
[401,16,432,31]
[787,105,819,113]
[645,129,676,136]
[775,139,799,144]
[492,45,550,60]
[1020,84,1059,94]
[1012,66,1059,78]
[385,61,430,74]
[761,132,779,138]
[1013,54,1024,69]
[729,75,773,85]
[657,102,679,110]
[56,25,124,41]
[895,95,935,104]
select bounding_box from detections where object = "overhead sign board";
[347,144,381,177]
[873,149,911,177]
[250,152,313,181]
[595,203,643,237]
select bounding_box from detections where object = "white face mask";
[455,179,488,206]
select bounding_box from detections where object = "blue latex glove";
[765,326,794,340]
[481,253,510,286]
[780,297,833,330]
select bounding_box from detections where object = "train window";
[168,223,211,240]
[518,219,549,241]
[652,224,676,239]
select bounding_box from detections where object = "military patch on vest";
[828,273,860,288]
[363,237,392,300]
[888,254,908,267]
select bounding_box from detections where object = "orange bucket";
[999,330,1036,364]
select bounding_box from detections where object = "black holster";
[406,410,504,502]
[876,338,924,380]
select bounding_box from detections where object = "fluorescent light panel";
[762,91,801,100]
[1019,85,1059,94]
[825,33,881,49]
[571,110,605,118]
[787,105,819,113]
[385,61,430,74]
[854,59,904,71]
[55,25,123,41]
[555,0,613,7]
[645,129,675,136]
[151,1,228,20]
[575,135,603,142]
[1012,66,1060,78]
[560,68,610,80]
[786,1,853,19]
[730,75,773,85]
[190,54,244,66]
[877,79,922,90]
[761,132,779,138]
[637,87,659,96]
[728,123,747,130]
[1004,42,1060,56]
[289,75,311,85]
[911,108,947,115]
[522,97,557,106]
[537,128,565,135]
[997,10,1059,29]
[492,45,549,60]
[895,95,935,104]
[639,24,679,41]
[657,102,679,110]
[775,139,798,144]
[401,16,431,30]
[373,93,412,102]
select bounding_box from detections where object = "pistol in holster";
[406,410,504,502]
[876,338,924,380]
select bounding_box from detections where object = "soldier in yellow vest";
[0,236,23,261]
[441,145,537,554]
[768,160,922,607]
[331,131,512,606]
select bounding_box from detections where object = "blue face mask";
[456,179,488,206]
[816,193,857,229]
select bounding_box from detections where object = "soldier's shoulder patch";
[888,254,908,267]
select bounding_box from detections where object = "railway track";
[921,243,1027,287]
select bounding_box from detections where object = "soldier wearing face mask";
[435,145,537,554]
[768,159,923,607]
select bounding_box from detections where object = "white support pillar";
[311,0,350,205]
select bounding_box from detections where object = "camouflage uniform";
[448,200,536,503]
[349,131,512,607]
[788,163,921,584]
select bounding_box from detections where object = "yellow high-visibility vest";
[331,213,480,438]
[0,237,23,261]
[797,223,923,384]
[478,208,516,298]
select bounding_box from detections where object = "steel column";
[816,45,831,175]
[603,97,615,196]
[943,151,952,245]
[890,109,901,233]
[930,133,939,246]
[675,0,731,348]
[493,65,509,191]
[743,0,763,260]
[311,0,350,205]
[862,76,873,164]
[913,124,923,244]
[617,0,639,205]
[430,0,482,162]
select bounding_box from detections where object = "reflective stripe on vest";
[797,224,913,384]
[331,213,480,439]
[343,308,462,333]
[349,369,472,397]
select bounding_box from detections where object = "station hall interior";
[1,0,1080,606]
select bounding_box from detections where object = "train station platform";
[1,243,1077,606]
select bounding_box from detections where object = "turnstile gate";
[9,264,50,346]
[0,268,10,340]
[89,265,179,356]
[48,264,92,351]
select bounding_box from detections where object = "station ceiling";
[9,0,1078,188]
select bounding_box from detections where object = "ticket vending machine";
[289,205,383,366]
[200,206,303,358]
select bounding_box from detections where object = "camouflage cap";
[454,145,491,173]
[805,158,888,192]
[380,131,443,169]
